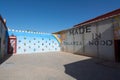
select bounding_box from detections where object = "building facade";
[54,9,120,62]
[0,15,8,58]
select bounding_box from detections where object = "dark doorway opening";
[114,40,120,62]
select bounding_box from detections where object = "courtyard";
[0,52,120,80]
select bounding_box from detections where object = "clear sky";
[0,0,120,33]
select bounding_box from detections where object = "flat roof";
[74,8,120,28]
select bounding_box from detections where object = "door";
[8,36,17,54]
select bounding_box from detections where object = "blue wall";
[8,29,60,54]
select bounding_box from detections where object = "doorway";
[114,40,120,62]
[8,36,17,54]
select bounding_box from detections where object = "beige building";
[54,9,120,62]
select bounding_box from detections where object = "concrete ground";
[0,52,120,80]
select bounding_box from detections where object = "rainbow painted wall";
[8,29,60,54]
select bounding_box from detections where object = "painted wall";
[8,29,60,54]
[113,15,120,40]
[0,17,8,58]
[60,17,117,61]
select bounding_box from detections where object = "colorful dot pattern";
[8,30,60,54]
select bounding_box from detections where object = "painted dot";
[24,37,26,39]
[24,49,26,52]
[19,40,21,42]
[24,43,26,46]
[18,46,21,49]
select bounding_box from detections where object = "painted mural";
[8,29,60,54]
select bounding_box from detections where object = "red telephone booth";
[8,35,17,54]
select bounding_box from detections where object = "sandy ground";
[0,52,120,80]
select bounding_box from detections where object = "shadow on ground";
[0,43,13,65]
[64,58,120,80]
[0,54,13,65]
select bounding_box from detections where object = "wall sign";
[69,25,91,35]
